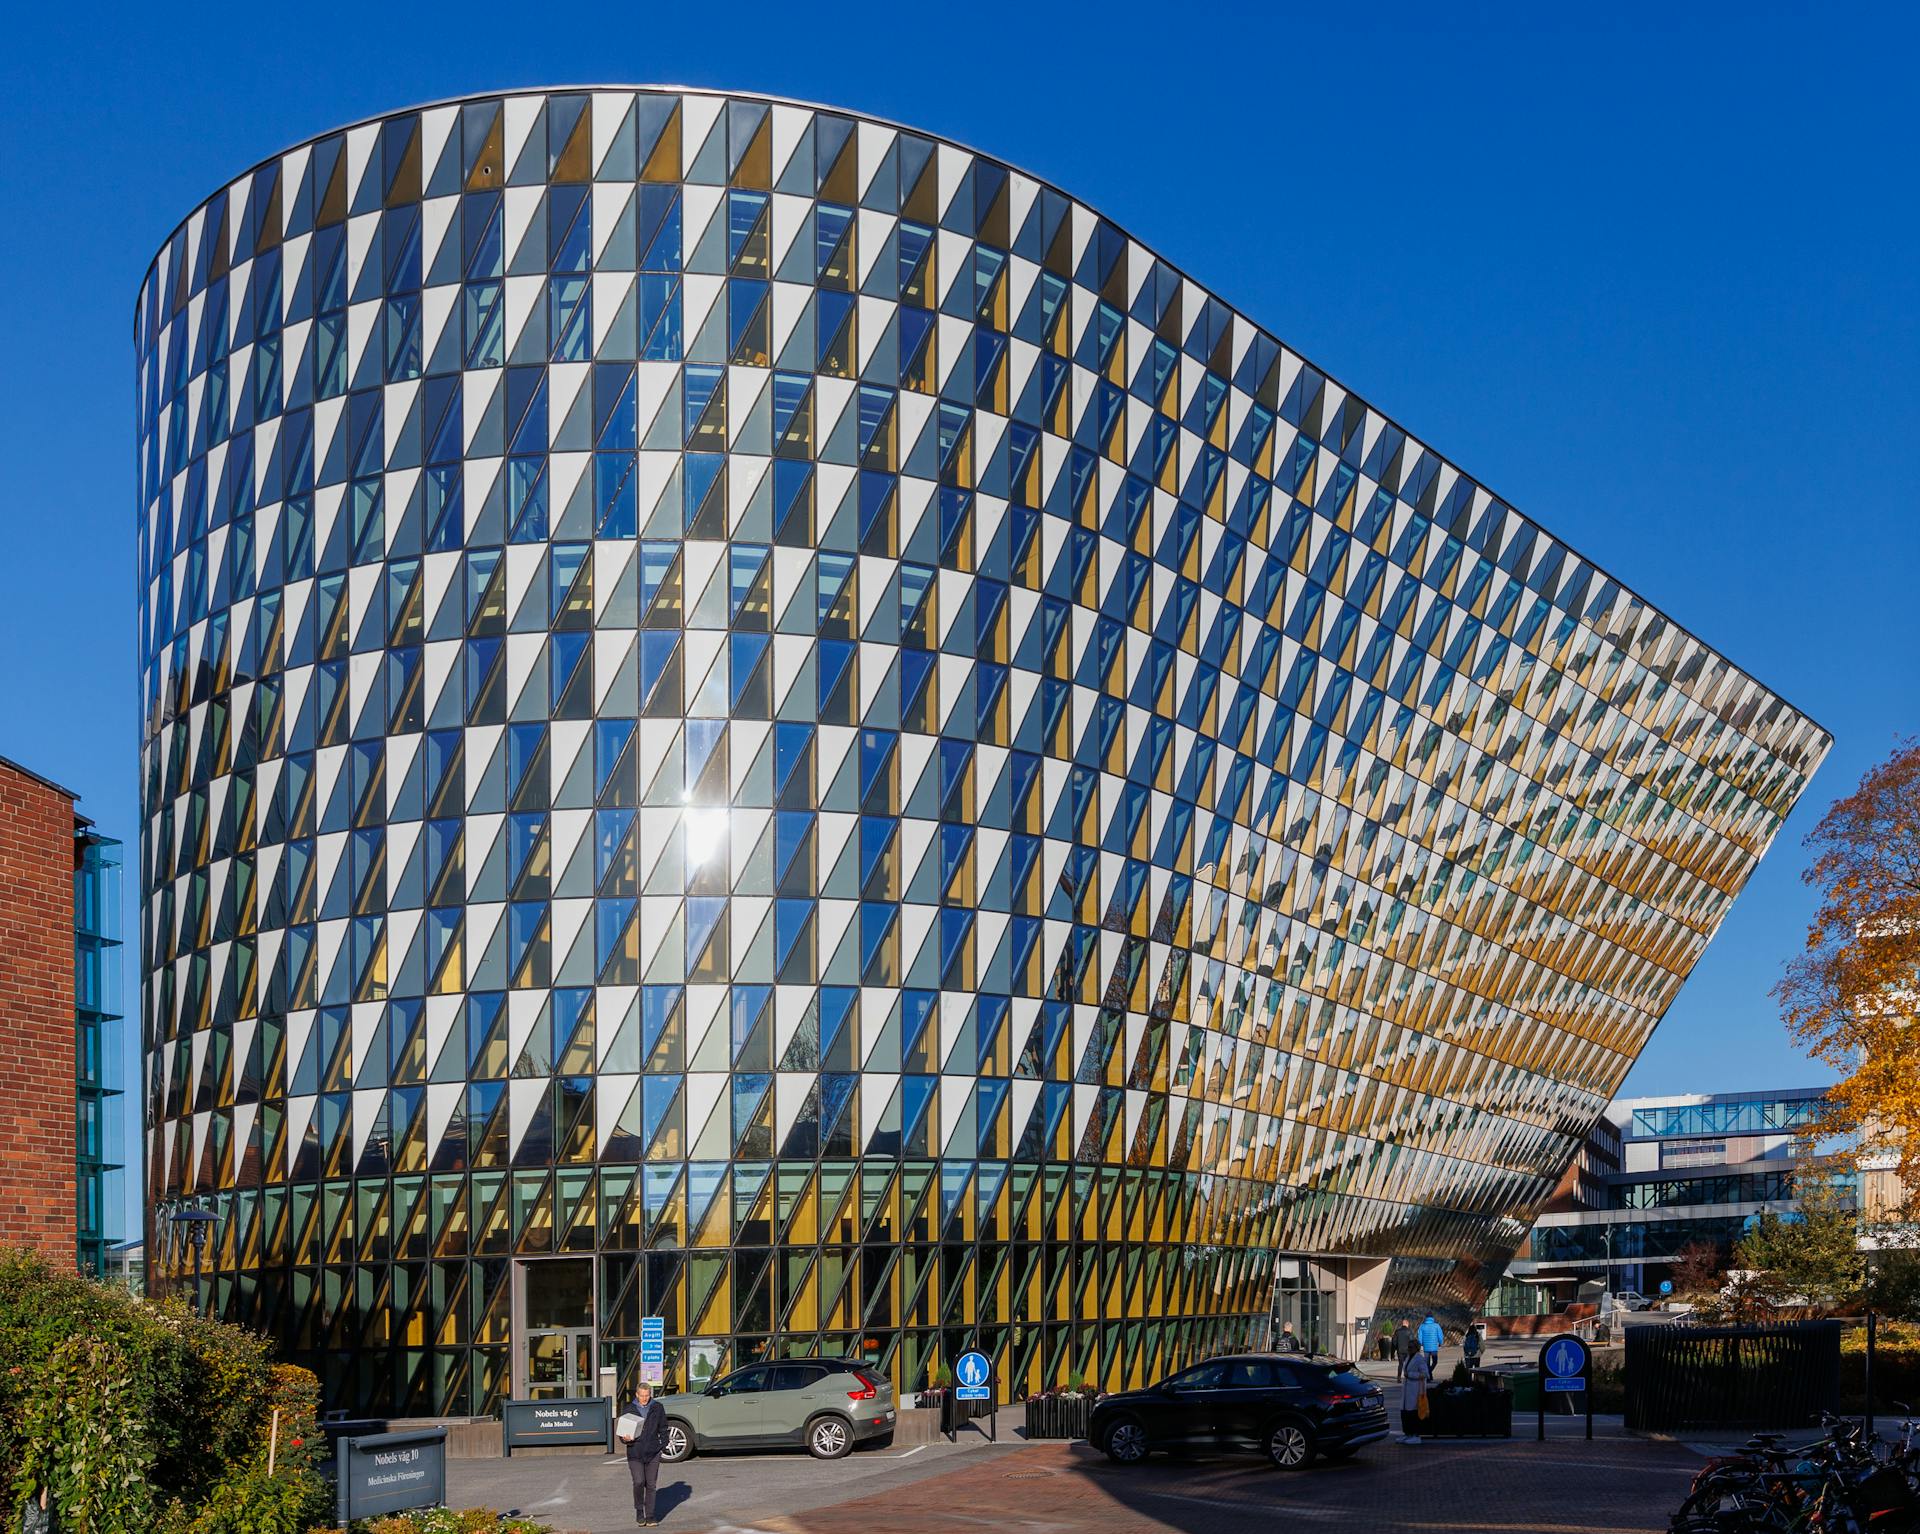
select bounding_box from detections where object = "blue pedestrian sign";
[1659,1280,1674,1296]
[1536,1332,1593,1440]
[1543,1337,1583,1379]
[954,1350,991,1402]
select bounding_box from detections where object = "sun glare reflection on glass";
[685,804,729,867]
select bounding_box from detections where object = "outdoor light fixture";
[170,1206,217,1316]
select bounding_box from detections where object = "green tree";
[1732,1173,1865,1311]
[1865,1245,1920,1321]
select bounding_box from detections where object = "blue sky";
[2,3,1913,1240]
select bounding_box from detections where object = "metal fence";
[1625,1320,1841,1431]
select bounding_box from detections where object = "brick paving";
[746,1432,1702,1534]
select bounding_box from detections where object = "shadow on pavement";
[653,1477,694,1519]
[1046,1435,1695,1534]
[764,1434,1704,1534]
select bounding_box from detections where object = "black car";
[1090,1353,1389,1470]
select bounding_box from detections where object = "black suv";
[1090,1354,1388,1469]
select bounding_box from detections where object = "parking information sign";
[955,1350,991,1402]
[640,1316,665,1386]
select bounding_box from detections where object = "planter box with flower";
[1023,1377,1097,1440]
[913,1364,956,1410]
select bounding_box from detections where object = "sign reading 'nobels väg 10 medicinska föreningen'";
[336,1428,447,1523]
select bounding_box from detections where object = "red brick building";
[0,757,85,1265]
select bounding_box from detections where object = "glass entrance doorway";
[1272,1258,1336,1353]
[525,1328,595,1399]
[519,1259,596,1399]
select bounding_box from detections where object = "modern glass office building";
[76,833,125,1277]
[1509,1086,1830,1305]
[136,88,1830,1414]
[0,758,123,1276]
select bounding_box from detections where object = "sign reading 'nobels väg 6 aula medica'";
[501,1395,615,1455]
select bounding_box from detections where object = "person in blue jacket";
[1417,1314,1445,1374]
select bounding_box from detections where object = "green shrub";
[1590,1354,1627,1413]
[0,1248,325,1532]
[1866,1251,1920,1321]
[13,1333,158,1531]
[174,1462,328,1534]
[167,1363,330,1534]
[259,1362,326,1477]
[1839,1325,1920,1411]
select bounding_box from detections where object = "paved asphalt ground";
[449,1417,1029,1531]
[448,1413,1702,1534]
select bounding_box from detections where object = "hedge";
[0,1249,328,1533]
[1840,1324,1920,1412]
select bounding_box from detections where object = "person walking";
[1417,1313,1444,1375]
[1462,1321,1484,1371]
[619,1382,669,1527]
[1392,1319,1417,1380]
[1400,1347,1431,1444]
[1275,1321,1303,1353]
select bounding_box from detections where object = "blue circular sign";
[1543,1337,1585,1378]
[1659,1280,1674,1295]
[956,1351,990,1388]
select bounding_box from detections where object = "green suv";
[656,1359,896,1461]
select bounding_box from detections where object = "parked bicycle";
[1670,1407,1920,1532]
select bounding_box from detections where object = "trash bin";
[1425,1385,1513,1438]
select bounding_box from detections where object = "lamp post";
[171,1206,217,1315]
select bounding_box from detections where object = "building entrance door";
[1272,1258,1336,1354]
[518,1258,596,1399]
[524,1327,596,1399]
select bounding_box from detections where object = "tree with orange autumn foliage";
[1776,739,1920,1196]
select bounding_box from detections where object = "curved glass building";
[137,88,1829,1414]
